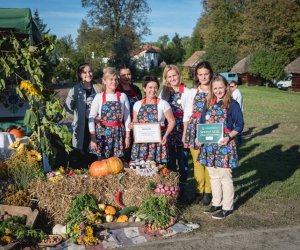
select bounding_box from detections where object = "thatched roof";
[285,56,300,74]
[230,57,250,74]
[183,51,205,67]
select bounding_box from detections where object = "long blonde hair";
[161,64,182,100]
[207,75,232,110]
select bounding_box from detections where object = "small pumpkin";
[7,127,25,138]
[104,205,117,215]
[117,215,129,223]
[89,157,124,177]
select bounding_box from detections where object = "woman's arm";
[64,87,76,115]
[161,108,175,145]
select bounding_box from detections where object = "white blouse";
[183,88,208,122]
[133,99,171,126]
[159,86,191,112]
[89,92,131,132]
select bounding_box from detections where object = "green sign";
[197,123,224,143]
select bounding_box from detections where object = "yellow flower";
[5,228,12,234]
[20,80,41,98]
[73,224,80,234]
[85,226,93,236]
[27,150,42,161]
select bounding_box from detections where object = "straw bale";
[28,170,179,225]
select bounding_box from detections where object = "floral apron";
[131,98,167,163]
[167,84,185,146]
[92,91,125,159]
[198,101,238,169]
[184,91,207,149]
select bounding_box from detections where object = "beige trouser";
[206,167,234,211]
[190,148,211,194]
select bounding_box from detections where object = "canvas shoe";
[212,209,233,219]
[204,205,222,214]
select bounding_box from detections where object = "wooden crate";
[0,204,38,227]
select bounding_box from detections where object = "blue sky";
[0,0,202,42]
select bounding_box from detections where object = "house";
[133,44,159,71]
[183,51,206,77]
[230,57,264,86]
[285,56,300,92]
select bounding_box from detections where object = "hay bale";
[29,170,179,224]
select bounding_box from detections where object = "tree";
[239,0,300,59]
[184,18,204,60]
[203,43,238,73]
[33,9,50,34]
[249,48,288,81]
[81,0,151,42]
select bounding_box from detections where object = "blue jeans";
[167,144,189,183]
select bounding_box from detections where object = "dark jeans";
[167,144,189,183]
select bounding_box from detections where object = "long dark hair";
[193,60,213,88]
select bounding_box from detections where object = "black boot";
[193,193,204,204]
[201,193,212,206]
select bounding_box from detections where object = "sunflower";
[27,150,42,161]
[20,80,42,98]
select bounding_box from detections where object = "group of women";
[65,61,244,220]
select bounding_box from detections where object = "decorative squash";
[105,205,117,215]
[89,157,124,177]
[117,215,129,223]
[7,127,25,138]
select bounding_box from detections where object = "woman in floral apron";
[89,67,131,159]
[131,76,175,163]
[199,75,244,219]
[159,65,190,185]
[182,61,213,205]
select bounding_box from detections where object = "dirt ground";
[122,225,300,250]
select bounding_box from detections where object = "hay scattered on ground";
[29,170,179,224]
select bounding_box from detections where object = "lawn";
[180,86,300,232]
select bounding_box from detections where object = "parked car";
[261,79,277,87]
[219,72,239,83]
[277,74,292,89]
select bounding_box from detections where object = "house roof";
[285,56,300,74]
[183,51,205,67]
[230,57,250,74]
[142,44,159,52]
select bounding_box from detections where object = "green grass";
[179,86,300,232]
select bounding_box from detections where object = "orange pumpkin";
[7,127,25,138]
[89,157,124,177]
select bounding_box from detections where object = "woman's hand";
[90,134,98,150]
[161,135,167,145]
[95,115,104,127]
[125,137,130,149]
[128,122,134,130]
[181,133,188,148]
[218,136,230,146]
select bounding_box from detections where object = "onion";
[160,189,166,194]
[171,190,177,196]
[169,186,175,191]
[164,186,170,191]
[166,191,171,195]
[157,184,164,189]
[154,188,161,193]
[174,186,180,192]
